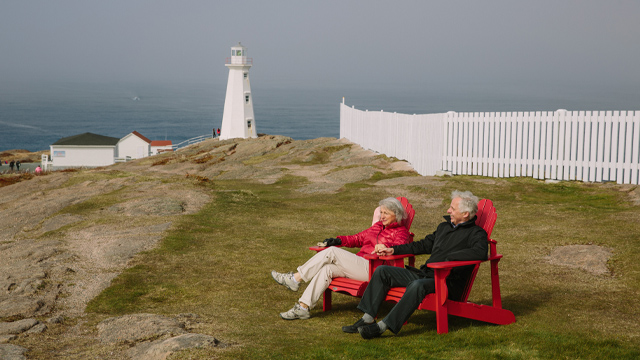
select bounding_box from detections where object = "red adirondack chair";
[368,199,515,334]
[308,197,416,311]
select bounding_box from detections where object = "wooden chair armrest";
[363,254,414,261]
[379,254,414,261]
[427,260,483,306]
[427,260,483,269]
[309,245,343,252]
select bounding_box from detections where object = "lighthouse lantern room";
[219,42,257,140]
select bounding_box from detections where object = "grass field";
[79,174,640,359]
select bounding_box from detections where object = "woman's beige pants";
[297,246,369,309]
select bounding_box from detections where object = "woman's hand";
[373,244,394,256]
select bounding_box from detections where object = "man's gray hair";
[379,197,406,224]
[451,190,479,217]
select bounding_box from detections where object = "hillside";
[1,135,639,359]
[0,135,418,357]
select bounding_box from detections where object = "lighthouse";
[219,42,257,140]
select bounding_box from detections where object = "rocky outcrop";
[0,135,414,357]
[98,313,222,359]
[0,344,28,360]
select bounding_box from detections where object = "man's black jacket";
[391,215,488,300]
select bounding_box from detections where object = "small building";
[150,140,173,155]
[49,132,120,169]
[118,131,151,160]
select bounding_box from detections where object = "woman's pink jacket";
[337,221,411,257]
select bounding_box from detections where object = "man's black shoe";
[358,322,383,339]
[342,318,372,333]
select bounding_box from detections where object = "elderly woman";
[271,197,411,320]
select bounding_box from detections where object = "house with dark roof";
[49,132,120,169]
[45,131,173,170]
[117,131,152,160]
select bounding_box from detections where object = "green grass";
[84,176,640,359]
[289,144,353,165]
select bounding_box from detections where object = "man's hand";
[372,244,394,256]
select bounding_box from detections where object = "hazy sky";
[2,1,639,96]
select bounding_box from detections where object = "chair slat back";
[475,199,496,238]
[398,196,415,230]
[459,199,498,302]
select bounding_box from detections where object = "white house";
[150,140,173,155]
[117,131,151,160]
[49,132,120,169]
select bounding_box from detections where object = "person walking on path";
[9,161,14,171]
[15,160,21,171]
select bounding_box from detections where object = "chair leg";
[434,268,451,334]
[435,304,449,334]
[323,288,332,311]
[490,259,503,309]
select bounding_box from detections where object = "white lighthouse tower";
[219,42,257,140]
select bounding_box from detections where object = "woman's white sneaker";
[271,270,299,291]
[280,303,310,320]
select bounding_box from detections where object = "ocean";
[1,81,637,152]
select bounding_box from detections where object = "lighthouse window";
[247,120,252,128]
[245,95,250,103]
[243,73,248,79]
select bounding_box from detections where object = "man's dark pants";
[357,265,435,334]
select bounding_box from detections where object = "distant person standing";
[35,166,42,175]
[9,161,14,171]
[15,160,20,171]
[217,128,221,137]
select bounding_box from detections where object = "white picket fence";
[340,103,640,185]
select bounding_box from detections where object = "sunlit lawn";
[85,175,640,359]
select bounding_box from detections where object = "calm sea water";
[1,81,637,152]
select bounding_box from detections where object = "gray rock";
[126,333,220,360]
[0,334,17,344]
[0,343,28,360]
[325,166,377,183]
[25,323,47,334]
[0,298,47,319]
[46,315,65,324]
[97,313,187,345]
[0,319,39,335]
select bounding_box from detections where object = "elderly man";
[342,190,488,339]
